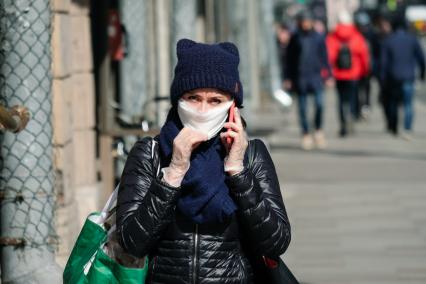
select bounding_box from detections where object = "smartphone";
[226,102,236,145]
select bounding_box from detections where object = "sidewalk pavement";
[250,82,426,284]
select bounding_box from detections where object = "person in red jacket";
[327,11,370,137]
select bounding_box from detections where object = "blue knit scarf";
[159,108,237,224]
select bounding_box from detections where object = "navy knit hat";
[170,39,243,107]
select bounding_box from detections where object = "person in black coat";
[116,39,291,284]
[371,14,392,132]
[380,19,425,138]
[354,10,374,120]
[285,11,331,150]
[276,22,292,82]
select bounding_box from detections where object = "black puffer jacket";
[117,137,291,284]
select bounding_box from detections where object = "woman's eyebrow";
[186,92,200,97]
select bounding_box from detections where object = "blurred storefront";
[274,0,426,35]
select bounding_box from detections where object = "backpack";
[337,43,352,69]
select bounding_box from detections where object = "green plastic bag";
[63,189,148,284]
[86,240,148,283]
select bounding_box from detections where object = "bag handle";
[98,184,119,225]
[151,138,160,177]
[102,137,158,225]
[101,137,158,225]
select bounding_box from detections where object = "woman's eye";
[210,99,222,105]
[187,95,199,101]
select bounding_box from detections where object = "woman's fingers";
[224,108,242,131]
[179,127,208,144]
[226,131,238,138]
[221,130,238,139]
[192,128,208,140]
[233,107,243,127]
[224,122,241,132]
[174,128,208,161]
[180,127,203,139]
[190,132,208,144]
[220,132,228,141]
[221,130,240,151]
[222,108,247,175]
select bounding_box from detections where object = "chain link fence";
[1,0,61,281]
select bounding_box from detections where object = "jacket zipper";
[192,224,199,284]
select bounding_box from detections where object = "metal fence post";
[247,0,261,110]
[0,1,61,282]
[259,0,282,94]
[155,0,171,125]
[120,0,148,124]
[171,0,197,69]
[224,0,261,115]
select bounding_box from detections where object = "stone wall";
[50,0,98,267]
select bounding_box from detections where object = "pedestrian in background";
[117,39,291,284]
[354,10,374,120]
[313,18,327,38]
[285,11,331,150]
[379,17,425,139]
[373,14,393,131]
[276,22,292,84]
[326,10,370,137]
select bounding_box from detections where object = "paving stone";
[265,84,426,283]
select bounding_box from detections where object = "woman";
[117,39,291,284]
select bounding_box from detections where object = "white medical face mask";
[177,99,234,139]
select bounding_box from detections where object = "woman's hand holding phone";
[220,105,248,175]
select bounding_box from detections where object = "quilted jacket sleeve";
[116,137,181,257]
[226,139,291,257]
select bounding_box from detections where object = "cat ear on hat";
[177,38,197,51]
[218,42,239,57]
